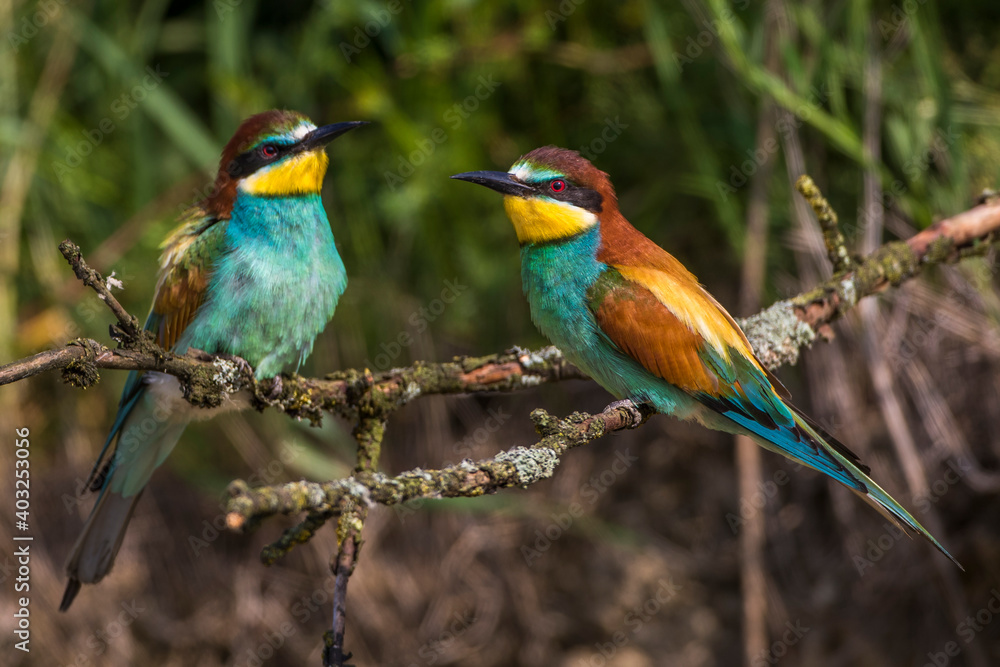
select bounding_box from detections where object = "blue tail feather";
[698,378,960,567]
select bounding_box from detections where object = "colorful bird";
[61,110,366,610]
[452,146,958,566]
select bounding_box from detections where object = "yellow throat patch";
[240,150,330,196]
[503,195,598,244]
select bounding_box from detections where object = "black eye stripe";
[226,142,294,178]
[531,179,603,213]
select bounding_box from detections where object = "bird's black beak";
[298,121,369,151]
[451,170,535,197]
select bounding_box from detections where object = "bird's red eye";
[550,179,567,193]
[260,144,278,158]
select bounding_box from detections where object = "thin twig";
[324,528,359,667]
[796,175,854,273]
[224,403,646,528]
[740,196,1000,371]
[58,240,141,339]
[324,417,384,667]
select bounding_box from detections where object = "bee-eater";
[452,146,958,566]
[61,110,366,611]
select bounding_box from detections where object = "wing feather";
[590,265,751,394]
[591,275,719,394]
[588,265,869,491]
[590,219,956,563]
[84,208,226,491]
[151,208,227,350]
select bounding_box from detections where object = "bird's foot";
[266,375,284,401]
[214,352,255,379]
[187,347,215,362]
[187,348,255,380]
[604,398,647,428]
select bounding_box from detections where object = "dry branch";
[742,196,1000,369]
[796,175,854,273]
[224,404,652,529]
[323,416,384,667]
[58,240,141,339]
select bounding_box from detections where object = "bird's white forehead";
[510,161,562,183]
[511,163,532,181]
[290,121,316,141]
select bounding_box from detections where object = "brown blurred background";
[2,0,1000,665]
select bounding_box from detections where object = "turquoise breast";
[178,193,346,378]
[520,227,694,416]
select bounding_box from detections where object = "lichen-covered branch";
[324,526,360,667]
[2,337,583,430]
[0,335,584,418]
[740,195,1000,370]
[59,240,142,340]
[225,403,653,528]
[323,416,384,667]
[795,175,854,274]
[255,415,389,567]
[1,241,587,415]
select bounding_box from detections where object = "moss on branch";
[795,175,854,274]
[737,197,1000,369]
[224,403,654,533]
